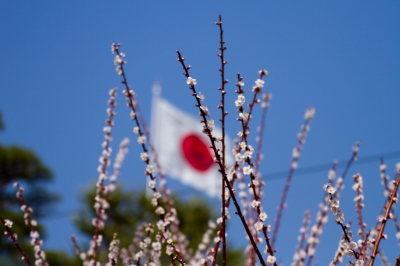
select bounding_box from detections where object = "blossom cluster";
[292,211,311,265]
[191,220,217,265]
[107,138,130,194]
[86,88,118,263]
[114,47,188,265]
[330,239,364,265]
[352,174,367,241]
[106,234,120,266]
[324,184,345,223]
[13,182,48,266]
[112,43,127,76]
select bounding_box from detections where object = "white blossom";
[243,151,252,159]
[254,221,263,231]
[304,108,316,120]
[259,212,268,222]
[103,126,111,133]
[155,206,165,215]
[137,136,146,144]
[259,69,268,76]
[243,166,253,175]
[239,142,246,150]
[324,184,336,194]
[196,92,205,101]
[166,245,174,255]
[235,94,245,107]
[255,79,265,88]
[148,180,156,189]
[239,111,249,121]
[207,119,215,131]
[186,77,197,85]
[140,152,148,161]
[199,105,210,116]
[146,165,154,175]
[151,197,158,207]
[292,147,300,159]
[266,255,276,264]
[4,219,13,228]
[251,200,261,209]
[152,242,161,251]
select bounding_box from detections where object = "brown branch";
[254,92,271,176]
[176,50,267,266]
[70,235,85,261]
[91,88,117,264]
[215,14,228,266]
[271,111,314,248]
[368,172,400,266]
[306,143,359,266]
[0,216,33,266]
[135,102,187,256]
[14,182,48,266]
[353,173,366,261]
[395,255,400,266]
[113,45,187,264]
[303,162,337,266]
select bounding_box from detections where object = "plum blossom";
[254,221,263,231]
[186,77,197,85]
[267,255,276,264]
[243,166,253,175]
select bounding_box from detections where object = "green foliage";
[0,144,59,217]
[0,144,53,189]
[73,185,245,265]
[45,250,81,266]
[0,112,62,264]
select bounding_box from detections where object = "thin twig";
[113,45,187,264]
[271,109,315,248]
[176,50,267,266]
[215,14,228,266]
[353,173,366,261]
[368,172,400,265]
[234,71,277,262]
[136,103,187,257]
[91,88,117,264]
[306,142,360,266]
[0,216,33,266]
[70,235,85,262]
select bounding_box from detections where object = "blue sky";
[1,1,400,264]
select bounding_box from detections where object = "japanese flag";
[151,85,232,198]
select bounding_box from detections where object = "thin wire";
[263,150,400,181]
[44,150,400,219]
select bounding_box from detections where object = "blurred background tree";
[0,112,79,265]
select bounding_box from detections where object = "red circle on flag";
[180,133,214,172]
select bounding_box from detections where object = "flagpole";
[147,82,162,198]
[150,82,161,139]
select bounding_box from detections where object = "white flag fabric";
[152,91,232,198]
